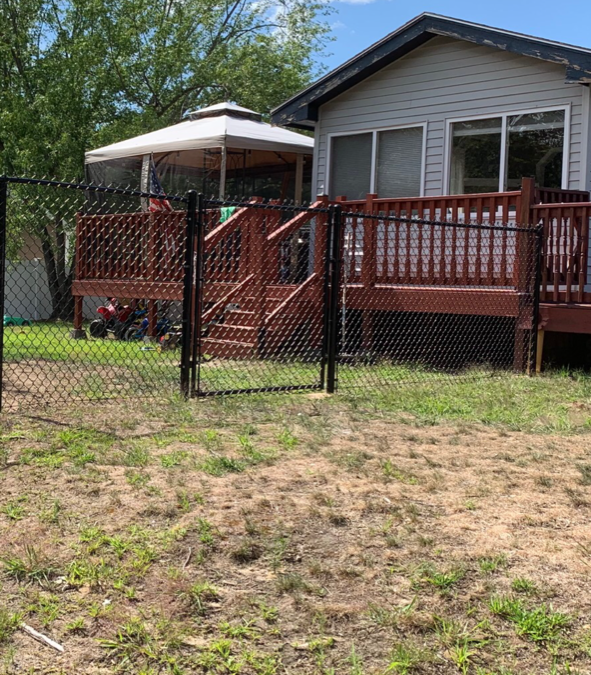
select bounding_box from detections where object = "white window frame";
[325,122,428,199]
[443,104,571,195]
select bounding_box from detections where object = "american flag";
[148,158,173,212]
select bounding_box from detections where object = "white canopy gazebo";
[85,102,314,201]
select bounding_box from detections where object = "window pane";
[330,133,372,200]
[376,127,424,198]
[450,118,502,194]
[505,111,565,190]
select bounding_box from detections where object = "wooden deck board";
[539,303,591,334]
[345,285,524,317]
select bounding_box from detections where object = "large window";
[329,126,424,199]
[449,109,566,194]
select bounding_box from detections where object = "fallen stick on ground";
[20,623,64,653]
[183,547,193,569]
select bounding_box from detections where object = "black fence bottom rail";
[0,178,542,411]
[194,384,324,397]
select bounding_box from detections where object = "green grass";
[4,322,180,403]
[2,545,57,584]
[199,363,591,435]
[342,369,591,433]
[511,578,538,595]
[416,563,465,592]
[488,596,571,643]
[0,607,21,644]
[4,323,177,367]
[6,324,591,437]
[199,357,321,392]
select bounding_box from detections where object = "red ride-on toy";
[89,298,134,339]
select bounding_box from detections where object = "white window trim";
[443,104,571,195]
[325,121,428,199]
[580,87,590,193]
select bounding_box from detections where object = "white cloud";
[332,0,379,4]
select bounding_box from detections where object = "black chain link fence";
[0,180,542,410]
[334,209,542,390]
[0,178,188,410]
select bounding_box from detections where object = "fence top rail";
[338,190,523,206]
[205,197,330,215]
[339,209,542,234]
[2,176,188,204]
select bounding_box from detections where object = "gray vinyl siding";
[314,36,586,198]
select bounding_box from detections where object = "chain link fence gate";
[0,177,193,410]
[189,197,334,396]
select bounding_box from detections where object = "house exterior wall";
[583,86,591,193]
[314,36,587,198]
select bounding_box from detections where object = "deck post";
[73,297,84,331]
[147,301,157,338]
[361,193,378,353]
[312,196,330,352]
[513,177,536,372]
[313,195,330,277]
[295,154,304,205]
[252,209,267,356]
[239,200,263,280]
[361,193,377,288]
[266,200,282,284]
[536,329,545,373]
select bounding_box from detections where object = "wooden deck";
[72,179,591,362]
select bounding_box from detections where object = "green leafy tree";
[0,0,330,317]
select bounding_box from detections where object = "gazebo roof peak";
[187,102,262,123]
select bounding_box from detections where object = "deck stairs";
[201,284,309,358]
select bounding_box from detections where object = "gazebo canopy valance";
[85,103,314,200]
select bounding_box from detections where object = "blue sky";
[324,0,591,71]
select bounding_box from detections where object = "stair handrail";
[264,273,318,326]
[266,200,326,245]
[201,274,255,326]
[204,198,263,252]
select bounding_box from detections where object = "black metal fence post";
[190,194,206,396]
[326,204,343,394]
[180,190,197,397]
[320,207,333,390]
[0,178,7,412]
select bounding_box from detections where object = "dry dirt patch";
[0,397,590,674]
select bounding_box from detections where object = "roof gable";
[271,13,591,129]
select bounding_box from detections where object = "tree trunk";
[39,224,74,321]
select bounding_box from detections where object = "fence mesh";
[334,210,541,390]
[0,181,542,410]
[193,198,331,395]
[1,179,188,410]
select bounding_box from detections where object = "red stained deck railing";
[76,210,187,285]
[336,191,524,288]
[533,202,591,303]
[536,188,590,204]
[74,182,591,307]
